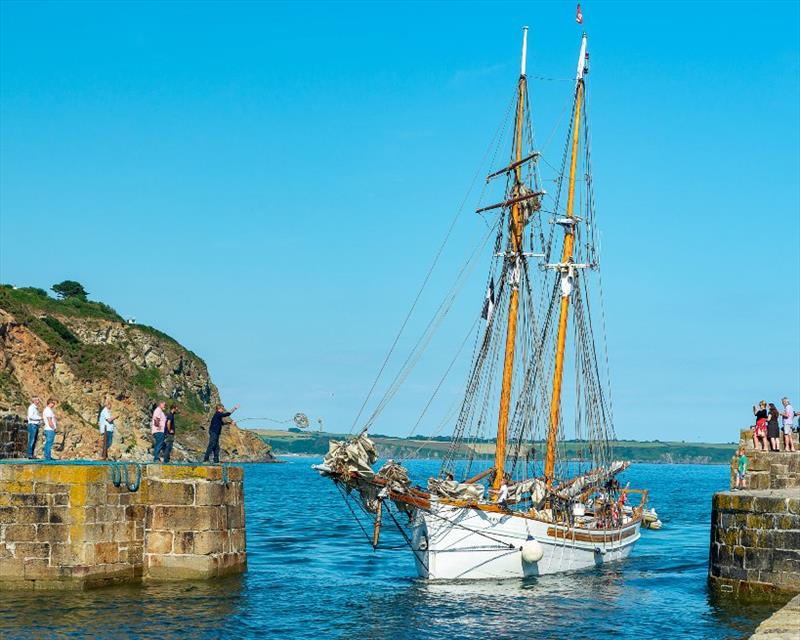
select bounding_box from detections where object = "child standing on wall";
[735,446,748,490]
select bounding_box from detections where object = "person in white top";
[781,398,796,453]
[42,398,58,461]
[26,396,42,458]
[98,400,117,460]
[497,479,509,509]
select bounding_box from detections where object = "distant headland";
[256,428,737,464]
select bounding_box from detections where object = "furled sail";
[316,434,377,479]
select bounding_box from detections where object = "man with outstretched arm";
[203,403,239,464]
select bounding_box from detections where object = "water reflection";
[1,577,244,640]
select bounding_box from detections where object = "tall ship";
[314,26,649,579]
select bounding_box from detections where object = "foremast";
[543,33,589,487]
[492,26,529,492]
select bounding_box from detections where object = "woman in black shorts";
[767,403,781,451]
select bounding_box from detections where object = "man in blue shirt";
[203,403,239,463]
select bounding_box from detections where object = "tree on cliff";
[51,280,89,301]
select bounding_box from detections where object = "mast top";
[520,26,529,77]
[575,32,588,84]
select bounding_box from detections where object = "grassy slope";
[0,285,207,423]
[253,429,738,464]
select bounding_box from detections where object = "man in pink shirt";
[151,401,168,462]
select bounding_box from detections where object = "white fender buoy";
[521,539,544,564]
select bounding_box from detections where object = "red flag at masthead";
[576,3,583,24]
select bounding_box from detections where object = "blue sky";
[1,1,798,443]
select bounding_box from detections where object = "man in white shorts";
[781,397,796,453]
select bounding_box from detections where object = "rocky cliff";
[0,285,273,462]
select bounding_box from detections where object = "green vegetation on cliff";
[1,285,122,322]
[1,286,121,381]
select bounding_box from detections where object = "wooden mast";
[492,27,528,492]
[543,34,588,487]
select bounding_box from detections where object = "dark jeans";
[203,430,221,463]
[43,430,55,460]
[26,423,39,458]
[163,434,175,463]
[153,432,166,462]
[101,430,113,458]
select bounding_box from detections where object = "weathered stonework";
[708,430,800,599]
[0,462,246,590]
[0,414,26,459]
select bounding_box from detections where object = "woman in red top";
[752,401,768,450]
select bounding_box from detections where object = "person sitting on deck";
[497,479,509,509]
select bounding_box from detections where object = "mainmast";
[543,33,588,487]
[492,26,528,492]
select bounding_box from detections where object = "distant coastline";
[253,428,737,465]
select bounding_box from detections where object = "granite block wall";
[0,462,246,590]
[709,430,800,599]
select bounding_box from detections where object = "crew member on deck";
[498,479,509,509]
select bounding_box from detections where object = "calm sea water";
[0,459,784,639]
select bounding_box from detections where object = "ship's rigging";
[315,27,649,580]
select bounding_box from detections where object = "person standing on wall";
[203,403,239,464]
[151,401,167,462]
[767,403,782,452]
[781,398,796,453]
[163,405,177,463]
[26,396,42,459]
[752,401,768,451]
[42,398,58,461]
[98,400,117,460]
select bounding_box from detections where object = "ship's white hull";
[410,502,640,580]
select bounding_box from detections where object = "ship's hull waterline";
[410,502,641,580]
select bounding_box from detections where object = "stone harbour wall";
[0,462,246,590]
[708,430,800,599]
[145,465,246,580]
[709,491,800,596]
